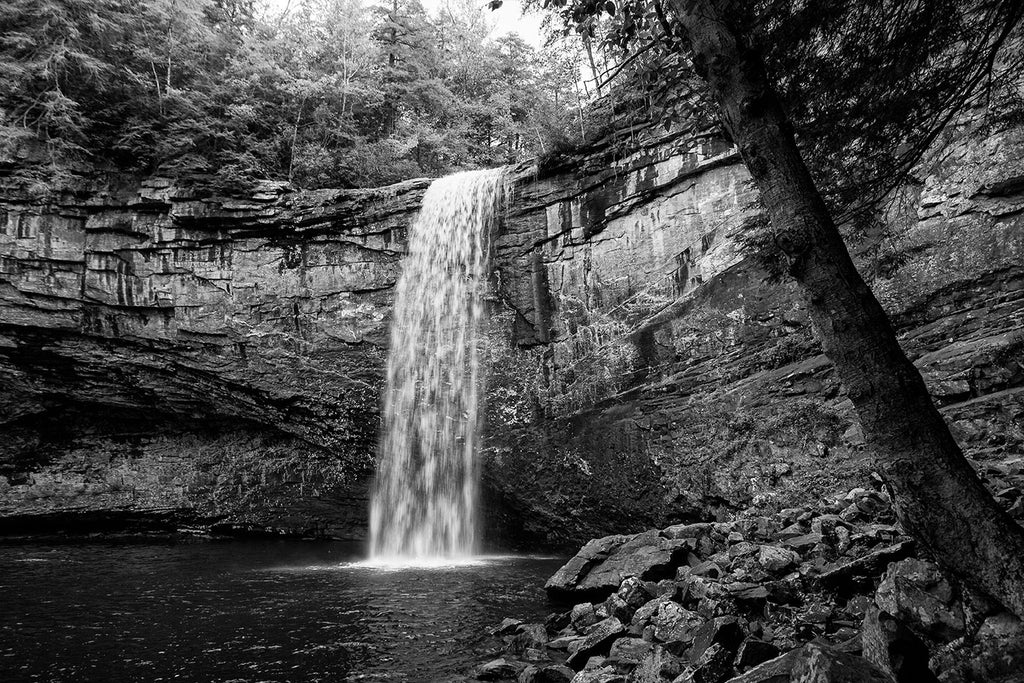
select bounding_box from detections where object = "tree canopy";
[531,0,1023,227]
[0,0,586,190]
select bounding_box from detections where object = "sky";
[261,0,547,49]
[428,0,546,48]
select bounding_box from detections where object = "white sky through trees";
[260,0,545,48]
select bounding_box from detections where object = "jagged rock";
[874,558,964,643]
[810,515,849,536]
[817,541,915,593]
[573,603,602,632]
[675,643,734,683]
[619,577,656,608]
[549,635,584,651]
[930,612,1024,683]
[729,542,760,559]
[570,666,625,683]
[733,639,781,671]
[478,658,528,680]
[861,605,937,683]
[520,665,575,683]
[629,646,684,682]
[724,649,801,683]
[608,637,657,666]
[783,533,824,551]
[547,532,692,600]
[677,571,714,605]
[651,602,705,644]
[566,618,627,670]
[630,596,674,634]
[692,562,725,579]
[548,611,573,632]
[606,594,639,624]
[724,583,768,607]
[690,617,745,662]
[790,643,894,683]
[757,546,800,573]
[495,618,525,636]
[663,523,716,541]
[507,623,548,655]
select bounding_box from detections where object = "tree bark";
[667,0,1024,617]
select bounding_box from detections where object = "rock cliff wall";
[0,175,426,537]
[2,116,1023,546]
[485,117,1024,546]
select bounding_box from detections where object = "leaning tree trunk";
[667,0,1024,618]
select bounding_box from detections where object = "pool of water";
[0,539,564,682]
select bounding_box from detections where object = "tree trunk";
[667,0,1024,617]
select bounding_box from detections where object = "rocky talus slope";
[468,468,1024,683]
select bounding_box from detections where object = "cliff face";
[0,175,426,537]
[2,115,1023,545]
[484,117,1024,545]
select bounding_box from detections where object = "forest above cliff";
[0,0,588,191]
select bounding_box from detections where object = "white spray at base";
[369,168,505,561]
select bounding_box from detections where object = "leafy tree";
[1,0,585,189]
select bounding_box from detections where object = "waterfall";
[369,168,504,560]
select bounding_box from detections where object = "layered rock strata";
[2,112,1023,542]
[0,175,426,537]
[484,117,1024,545]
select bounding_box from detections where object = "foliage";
[526,0,1024,241]
[0,0,586,190]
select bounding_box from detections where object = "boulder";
[861,605,937,683]
[507,623,548,655]
[607,637,656,667]
[689,617,745,662]
[606,594,638,624]
[494,618,525,636]
[651,602,705,644]
[630,596,673,634]
[566,617,627,670]
[757,546,800,573]
[629,646,684,683]
[663,523,716,541]
[549,635,585,651]
[723,649,801,683]
[816,541,915,594]
[547,531,694,601]
[782,533,823,551]
[930,612,1024,683]
[619,577,656,608]
[723,643,896,683]
[677,642,734,683]
[570,666,625,683]
[733,639,781,671]
[520,665,575,683]
[873,558,964,643]
[790,643,895,683]
[478,658,528,681]
[572,603,602,632]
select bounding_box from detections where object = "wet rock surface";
[4,115,1024,542]
[483,118,1024,546]
[1,175,427,537]
[472,483,1024,683]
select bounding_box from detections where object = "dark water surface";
[0,539,563,682]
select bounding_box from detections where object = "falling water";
[369,168,505,560]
